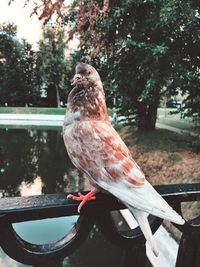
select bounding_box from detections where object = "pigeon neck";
[67,82,109,122]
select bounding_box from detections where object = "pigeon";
[63,63,185,256]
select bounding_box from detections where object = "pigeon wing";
[63,120,184,225]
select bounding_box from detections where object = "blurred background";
[0,1,200,266]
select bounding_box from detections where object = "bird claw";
[67,191,96,213]
[67,194,81,201]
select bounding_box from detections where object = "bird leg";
[67,189,97,213]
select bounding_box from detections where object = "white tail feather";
[98,180,185,255]
[99,180,185,226]
[129,206,159,257]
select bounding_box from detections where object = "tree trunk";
[137,102,147,131]
[47,84,61,107]
[47,84,57,107]
[137,102,158,131]
[137,86,160,131]
[146,103,158,131]
[55,84,61,108]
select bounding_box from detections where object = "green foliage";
[0,23,40,106]
[158,0,200,121]
[37,26,72,107]
[0,22,73,107]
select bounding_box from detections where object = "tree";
[62,1,170,130]
[9,0,200,128]
[158,0,200,122]
[0,22,40,106]
[37,25,69,107]
[64,0,200,130]
[0,22,21,105]
[18,40,41,106]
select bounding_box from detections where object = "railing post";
[121,245,147,267]
[176,230,200,267]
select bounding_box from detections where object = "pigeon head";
[71,63,101,86]
[67,63,108,122]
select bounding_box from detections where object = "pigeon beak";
[71,74,82,85]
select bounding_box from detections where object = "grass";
[119,126,196,153]
[0,107,114,116]
[0,107,66,115]
[157,108,199,131]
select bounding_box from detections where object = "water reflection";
[0,128,90,197]
[13,216,79,244]
[19,176,43,196]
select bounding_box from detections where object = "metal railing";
[0,183,200,267]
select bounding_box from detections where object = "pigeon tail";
[128,206,159,257]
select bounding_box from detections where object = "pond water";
[0,126,127,267]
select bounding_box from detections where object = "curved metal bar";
[0,213,95,265]
[95,211,163,248]
[169,201,200,233]
[0,184,200,265]
[174,216,200,234]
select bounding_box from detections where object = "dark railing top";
[0,183,200,267]
[0,183,199,224]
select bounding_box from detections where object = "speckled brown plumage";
[63,63,184,256]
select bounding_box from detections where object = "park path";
[156,122,200,138]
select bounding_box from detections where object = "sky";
[0,0,72,49]
[0,1,43,47]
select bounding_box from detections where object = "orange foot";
[67,191,96,213]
